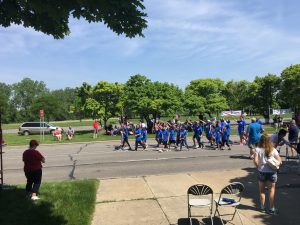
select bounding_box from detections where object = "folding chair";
[214,182,244,225]
[187,184,214,225]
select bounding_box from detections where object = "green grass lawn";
[3,130,157,146]
[0,179,99,225]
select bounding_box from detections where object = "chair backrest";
[188,184,213,196]
[221,182,244,195]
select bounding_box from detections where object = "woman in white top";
[253,134,282,215]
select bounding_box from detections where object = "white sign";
[272,109,291,115]
[221,110,242,117]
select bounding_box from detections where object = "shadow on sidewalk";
[229,167,300,225]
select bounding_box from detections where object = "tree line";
[0,64,299,126]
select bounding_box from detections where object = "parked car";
[18,122,63,135]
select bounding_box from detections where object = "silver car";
[18,122,62,135]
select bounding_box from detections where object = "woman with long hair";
[253,134,282,215]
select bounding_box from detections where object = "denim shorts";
[257,171,277,183]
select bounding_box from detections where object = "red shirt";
[93,121,99,129]
[23,149,44,172]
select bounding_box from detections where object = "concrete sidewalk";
[91,169,300,225]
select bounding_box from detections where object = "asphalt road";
[1,136,258,185]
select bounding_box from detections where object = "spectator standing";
[246,117,263,159]
[93,119,99,139]
[253,134,281,215]
[288,120,299,157]
[23,140,45,201]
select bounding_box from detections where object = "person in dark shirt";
[288,120,299,157]
[23,140,45,201]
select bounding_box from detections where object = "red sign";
[40,109,44,118]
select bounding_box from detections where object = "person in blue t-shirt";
[134,124,146,151]
[246,117,262,158]
[205,121,213,146]
[156,126,163,147]
[169,126,176,149]
[192,121,199,147]
[214,127,222,150]
[162,126,170,148]
[179,126,189,150]
[236,116,246,145]
[142,127,148,149]
[196,125,204,148]
[221,125,231,150]
[121,125,132,150]
[225,120,232,145]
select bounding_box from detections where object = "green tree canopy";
[183,90,206,115]
[0,0,147,39]
[11,78,48,121]
[185,78,225,98]
[280,64,300,111]
[253,74,281,114]
[93,81,124,127]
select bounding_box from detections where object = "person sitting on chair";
[66,126,74,140]
[54,128,62,141]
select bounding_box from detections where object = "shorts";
[94,129,99,134]
[248,142,258,149]
[169,140,176,144]
[257,171,277,183]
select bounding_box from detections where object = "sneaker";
[269,208,279,215]
[31,196,40,201]
[228,147,231,150]
[260,207,267,213]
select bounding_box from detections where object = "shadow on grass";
[0,186,67,225]
[229,167,300,225]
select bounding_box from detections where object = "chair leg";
[215,208,224,225]
[236,210,244,225]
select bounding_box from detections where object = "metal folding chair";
[187,184,214,225]
[214,182,244,225]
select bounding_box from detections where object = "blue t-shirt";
[225,123,231,136]
[237,120,246,133]
[135,128,142,141]
[142,129,147,140]
[247,122,262,144]
[180,129,187,139]
[163,129,169,140]
[205,124,211,136]
[197,126,203,136]
[170,129,175,140]
[122,128,129,138]
[158,129,163,139]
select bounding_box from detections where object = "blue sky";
[1,0,300,90]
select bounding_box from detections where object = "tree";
[31,93,62,121]
[224,80,253,111]
[93,81,124,128]
[253,74,281,114]
[51,87,76,120]
[124,75,183,130]
[185,78,225,98]
[0,0,147,39]
[75,82,93,120]
[183,90,206,115]
[0,82,11,123]
[280,64,300,111]
[11,78,48,121]
[206,93,228,117]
